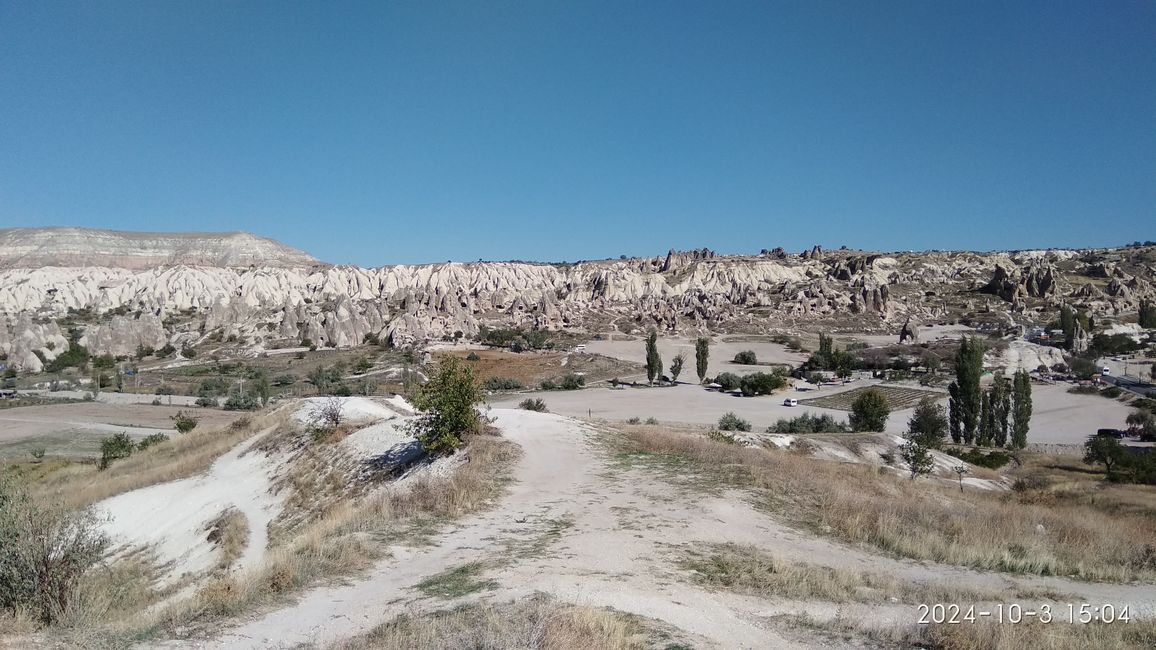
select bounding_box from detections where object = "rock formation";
[1,229,1154,373]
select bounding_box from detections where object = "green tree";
[1140,299,1156,329]
[991,375,1011,447]
[645,330,662,384]
[670,353,685,383]
[1083,435,1126,479]
[251,369,271,406]
[978,390,994,447]
[694,337,710,383]
[899,434,935,480]
[951,336,985,444]
[947,381,961,444]
[849,389,890,432]
[1011,370,1033,450]
[906,398,948,448]
[408,357,484,456]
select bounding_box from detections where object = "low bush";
[465,352,481,361]
[540,374,585,391]
[195,395,217,408]
[733,350,758,365]
[645,417,659,425]
[519,398,547,412]
[947,447,1012,469]
[484,377,524,391]
[707,429,738,444]
[99,433,135,469]
[223,391,259,411]
[136,433,170,451]
[625,417,641,424]
[713,372,742,391]
[171,410,199,434]
[767,413,849,434]
[155,385,176,396]
[718,412,751,432]
[739,372,786,396]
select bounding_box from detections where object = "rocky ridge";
[1,232,1154,372]
[0,228,319,270]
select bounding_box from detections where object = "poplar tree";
[1011,370,1032,450]
[694,337,710,384]
[645,330,662,384]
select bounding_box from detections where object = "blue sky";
[1,1,1153,266]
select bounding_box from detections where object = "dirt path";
[169,411,1156,649]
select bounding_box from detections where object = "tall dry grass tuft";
[206,508,250,571]
[679,543,1001,605]
[333,595,643,650]
[620,426,1156,582]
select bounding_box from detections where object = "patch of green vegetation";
[415,562,499,600]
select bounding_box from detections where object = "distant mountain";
[0,227,321,269]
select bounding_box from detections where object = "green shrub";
[137,433,169,451]
[713,372,742,391]
[947,447,1011,469]
[767,413,849,434]
[155,385,176,396]
[465,352,481,361]
[485,377,524,391]
[626,417,641,424]
[539,378,558,391]
[171,410,199,434]
[1101,387,1123,399]
[739,372,785,396]
[195,395,217,408]
[559,374,585,390]
[272,373,296,386]
[99,433,135,469]
[718,412,751,432]
[732,351,758,365]
[223,391,259,411]
[645,417,659,425]
[519,398,547,412]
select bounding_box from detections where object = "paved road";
[1098,358,1155,396]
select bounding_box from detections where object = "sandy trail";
[170,411,1156,649]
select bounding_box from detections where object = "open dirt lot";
[492,380,1135,445]
[0,402,237,459]
[490,381,920,433]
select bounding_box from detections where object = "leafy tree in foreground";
[849,389,890,432]
[695,337,710,384]
[408,357,484,456]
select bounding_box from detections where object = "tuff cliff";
[1,230,1153,372]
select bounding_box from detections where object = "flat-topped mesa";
[0,227,320,270]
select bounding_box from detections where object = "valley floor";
[161,410,1156,650]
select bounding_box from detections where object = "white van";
[1102,367,1111,376]
[574,344,587,353]
[783,398,798,407]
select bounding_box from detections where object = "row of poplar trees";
[947,336,1032,449]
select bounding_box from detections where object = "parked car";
[783,398,798,407]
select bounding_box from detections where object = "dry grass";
[618,426,1156,582]
[25,411,271,510]
[143,435,521,640]
[206,508,250,571]
[678,543,1005,605]
[331,595,644,650]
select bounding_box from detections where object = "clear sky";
[1,1,1153,266]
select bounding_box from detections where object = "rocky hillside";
[1,228,1154,373]
[0,228,319,270]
